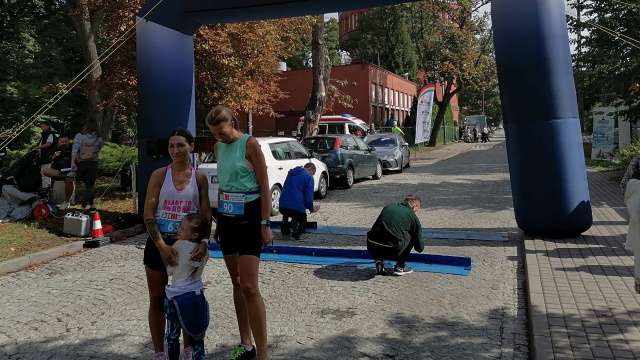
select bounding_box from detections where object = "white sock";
[242,344,254,351]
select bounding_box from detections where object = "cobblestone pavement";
[0,137,528,359]
[526,171,640,359]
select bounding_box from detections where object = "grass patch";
[0,177,136,262]
[585,158,624,172]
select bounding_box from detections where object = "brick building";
[246,62,419,137]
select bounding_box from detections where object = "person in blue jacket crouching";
[279,163,320,240]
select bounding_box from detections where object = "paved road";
[0,138,529,359]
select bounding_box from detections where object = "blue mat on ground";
[270,221,508,242]
[208,243,473,276]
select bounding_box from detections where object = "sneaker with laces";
[291,219,300,240]
[59,201,70,210]
[152,352,166,360]
[229,345,257,360]
[182,347,192,360]
[393,265,413,276]
[375,260,385,276]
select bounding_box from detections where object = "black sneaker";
[291,219,300,240]
[393,265,413,276]
[229,345,257,360]
[375,261,385,276]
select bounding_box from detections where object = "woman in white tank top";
[142,128,211,360]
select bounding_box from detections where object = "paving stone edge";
[0,224,145,276]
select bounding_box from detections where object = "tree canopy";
[568,0,640,129]
[1,0,314,147]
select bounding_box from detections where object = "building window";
[378,85,383,104]
[394,90,398,108]
[371,83,376,103]
[384,87,388,105]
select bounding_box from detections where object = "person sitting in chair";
[42,136,75,210]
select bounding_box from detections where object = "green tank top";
[217,134,260,202]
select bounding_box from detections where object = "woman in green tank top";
[206,105,272,360]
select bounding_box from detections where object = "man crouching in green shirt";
[366,195,423,276]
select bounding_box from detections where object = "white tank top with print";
[155,165,200,234]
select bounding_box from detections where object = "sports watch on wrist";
[260,220,270,226]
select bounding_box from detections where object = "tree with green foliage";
[283,17,342,70]
[346,5,418,79]
[407,0,493,147]
[0,0,85,149]
[568,0,640,128]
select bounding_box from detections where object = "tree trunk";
[68,0,110,134]
[304,16,331,138]
[428,79,461,147]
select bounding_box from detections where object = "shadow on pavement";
[312,266,376,282]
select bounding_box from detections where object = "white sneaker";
[59,202,70,210]
[183,347,193,359]
[152,353,166,360]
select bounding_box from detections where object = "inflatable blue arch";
[136,0,592,236]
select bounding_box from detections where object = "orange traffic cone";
[84,211,109,248]
[92,212,105,238]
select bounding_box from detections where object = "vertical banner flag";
[591,107,616,161]
[415,84,436,144]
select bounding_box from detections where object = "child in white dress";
[164,213,210,360]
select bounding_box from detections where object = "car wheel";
[397,156,404,173]
[315,173,328,199]
[270,185,281,216]
[406,156,411,168]
[373,161,382,180]
[344,167,355,189]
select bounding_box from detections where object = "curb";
[0,240,85,276]
[523,236,554,360]
[0,224,145,277]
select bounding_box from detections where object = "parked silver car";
[364,133,410,173]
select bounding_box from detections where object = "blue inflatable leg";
[136,20,196,213]
[492,0,592,235]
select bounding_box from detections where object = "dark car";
[364,133,410,173]
[301,134,382,189]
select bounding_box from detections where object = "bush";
[613,140,640,170]
[2,148,30,168]
[99,142,137,176]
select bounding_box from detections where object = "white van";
[296,114,370,139]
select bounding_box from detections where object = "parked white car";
[197,137,330,217]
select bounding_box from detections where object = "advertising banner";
[415,84,436,144]
[591,107,616,160]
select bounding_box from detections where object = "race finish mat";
[208,243,473,276]
[269,221,509,242]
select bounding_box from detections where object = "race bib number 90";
[220,193,245,216]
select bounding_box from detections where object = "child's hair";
[183,213,209,242]
[183,213,209,278]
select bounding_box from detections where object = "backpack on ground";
[78,138,98,161]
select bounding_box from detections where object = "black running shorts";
[218,198,263,258]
